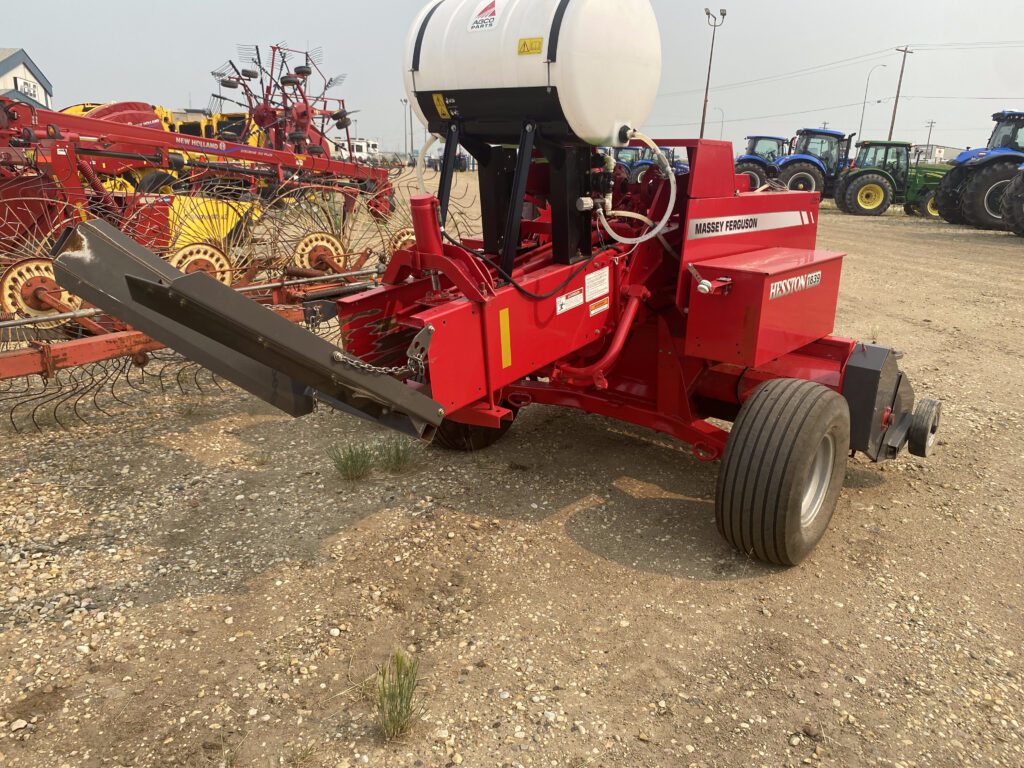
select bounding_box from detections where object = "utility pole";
[888,46,914,140]
[925,119,936,149]
[699,8,727,139]
[822,121,830,129]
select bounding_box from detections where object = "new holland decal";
[687,210,814,240]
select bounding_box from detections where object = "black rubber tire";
[908,398,942,458]
[135,170,180,194]
[629,164,658,184]
[716,379,850,566]
[833,178,850,212]
[433,410,517,452]
[961,161,1017,231]
[779,162,826,193]
[843,173,893,216]
[918,190,940,220]
[294,65,313,77]
[735,160,768,191]
[935,169,967,225]
[280,75,301,87]
[999,170,1024,237]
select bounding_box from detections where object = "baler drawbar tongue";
[54,221,445,439]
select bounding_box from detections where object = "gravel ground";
[1,206,1022,767]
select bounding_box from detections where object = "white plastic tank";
[404,0,662,147]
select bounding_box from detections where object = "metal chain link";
[331,350,410,377]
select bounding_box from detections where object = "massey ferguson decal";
[468,0,499,31]
[769,270,822,300]
[687,210,814,240]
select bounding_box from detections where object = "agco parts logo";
[769,271,822,300]
[469,0,498,31]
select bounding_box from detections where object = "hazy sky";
[7,1,1023,153]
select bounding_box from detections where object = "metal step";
[54,221,444,438]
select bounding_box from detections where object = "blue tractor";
[935,111,1024,230]
[614,145,689,183]
[734,135,789,189]
[774,128,855,197]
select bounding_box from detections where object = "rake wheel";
[0,258,83,328]
[293,231,347,271]
[167,242,234,286]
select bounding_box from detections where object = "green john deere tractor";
[834,141,949,218]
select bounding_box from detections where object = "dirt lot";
[1,205,1022,767]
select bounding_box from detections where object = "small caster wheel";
[908,398,941,458]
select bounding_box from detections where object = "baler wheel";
[961,161,1016,231]
[908,399,942,458]
[716,378,850,566]
[779,162,825,194]
[999,171,1024,236]
[433,410,517,452]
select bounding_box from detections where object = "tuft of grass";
[177,398,202,418]
[285,743,318,766]
[327,443,375,483]
[376,436,416,474]
[375,650,423,741]
[250,449,274,467]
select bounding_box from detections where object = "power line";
[657,48,895,98]
[647,100,869,129]
[656,40,1024,101]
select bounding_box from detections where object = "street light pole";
[699,8,727,140]
[713,107,725,140]
[400,98,409,159]
[858,63,887,140]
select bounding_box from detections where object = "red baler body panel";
[685,247,844,368]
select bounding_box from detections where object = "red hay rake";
[0,46,475,430]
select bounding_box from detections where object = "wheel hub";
[294,232,346,271]
[0,258,83,328]
[168,243,234,286]
[858,183,884,210]
[801,432,836,527]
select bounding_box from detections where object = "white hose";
[416,134,439,195]
[597,129,678,246]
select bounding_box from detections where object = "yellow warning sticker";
[432,93,451,120]
[518,37,544,55]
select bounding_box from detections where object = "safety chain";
[330,350,411,377]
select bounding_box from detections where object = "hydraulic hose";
[416,134,438,195]
[597,129,678,246]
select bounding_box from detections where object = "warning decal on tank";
[589,297,610,317]
[556,288,584,315]
[687,210,809,240]
[468,0,499,31]
[432,94,451,120]
[518,37,544,55]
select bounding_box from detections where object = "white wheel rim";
[984,180,1011,219]
[789,172,816,191]
[801,433,836,527]
[742,171,760,188]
